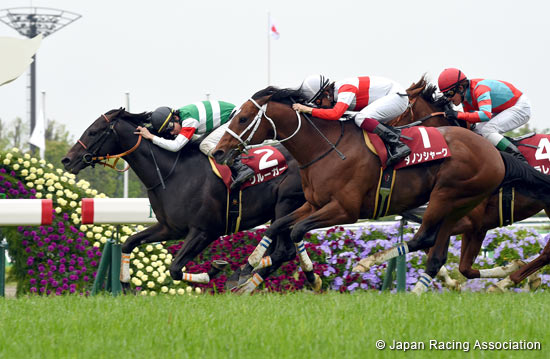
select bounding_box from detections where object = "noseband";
[224,98,302,152]
[78,114,142,171]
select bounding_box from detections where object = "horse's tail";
[500,152,550,203]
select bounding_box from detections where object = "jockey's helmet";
[300,74,331,104]
[438,68,467,94]
[150,106,175,133]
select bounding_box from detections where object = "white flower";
[155,244,163,250]
[149,291,156,297]
[136,270,144,277]
[17,158,23,164]
[31,158,38,163]
[186,286,192,293]
[161,286,168,293]
[131,277,142,286]
[100,237,106,244]
[177,288,185,295]
[60,176,67,182]
[145,266,153,273]
[13,164,19,170]
[5,153,12,159]
[23,161,30,168]
[140,291,148,296]
[105,230,112,237]
[159,253,166,259]
[136,263,144,269]
[36,184,43,190]
[68,179,75,185]
[86,232,93,238]
[35,193,42,198]
[169,288,176,295]
[30,167,37,173]
[94,233,101,240]
[173,280,181,285]
[26,182,34,188]
[46,164,53,169]
[152,271,159,278]
[80,225,88,231]
[132,259,140,266]
[47,186,55,192]
[146,245,153,252]
[36,168,44,175]
[21,169,29,176]
[140,274,149,281]
[10,148,19,153]
[151,254,158,261]
[195,287,201,294]
[45,193,52,199]
[23,153,30,160]
[70,201,77,208]
[55,207,62,213]
[138,252,144,258]
[147,281,155,288]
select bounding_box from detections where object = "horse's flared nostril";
[61,157,70,166]
[212,150,225,164]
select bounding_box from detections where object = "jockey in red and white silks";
[293,74,410,166]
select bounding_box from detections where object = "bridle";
[224,97,302,152]
[77,113,142,171]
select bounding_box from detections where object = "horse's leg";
[238,202,316,282]
[490,234,550,292]
[120,223,182,283]
[289,200,357,286]
[169,227,220,283]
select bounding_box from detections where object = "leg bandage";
[296,241,313,272]
[411,273,432,295]
[182,272,210,283]
[255,256,272,269]
[120,253,131,282]
[248,236,272,267]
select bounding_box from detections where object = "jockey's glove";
[444,108,459,121]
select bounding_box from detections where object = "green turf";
[0,292,547,359]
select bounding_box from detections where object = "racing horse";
[387,77,550,291]
[61,108,321,291]
[212,86,550,294]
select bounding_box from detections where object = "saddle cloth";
[209,145,288,190]
[364,126,451,169]
[517,134,550,174]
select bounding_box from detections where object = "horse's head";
[61,108,149,174]
[389,75,453,128]
[213,86,306,165]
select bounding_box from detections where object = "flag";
[0,34,42,87]
[29,93,46,159]
[269,17,280,40]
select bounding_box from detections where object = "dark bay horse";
[389,77,550,291]
[61,108,321,291]
[213,87,550,294]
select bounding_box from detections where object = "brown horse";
[389,77,549,291]
[212,86,550,294]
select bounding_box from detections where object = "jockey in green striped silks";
[135,100,254,189]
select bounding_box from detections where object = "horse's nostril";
[61,157,70,165]
[212,150,224,161]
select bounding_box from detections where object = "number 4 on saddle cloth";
[364,126,451,219]
[515,134,550,174]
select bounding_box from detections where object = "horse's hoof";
[233,278,256,295]
[224,267,241,291]
[238,272,252,287]
[353,259,372,273]
[211,259,230,271]
[528,273,542,291]
[487,284,506,293]
[310,273,323,293]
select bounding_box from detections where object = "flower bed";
[2,147,550,296]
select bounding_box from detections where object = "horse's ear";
[407,83,423,98]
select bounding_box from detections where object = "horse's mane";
[252,86,309,105]
[408,75,448,110]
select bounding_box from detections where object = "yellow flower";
[142,257,150,264]
[186,286,192,293]
[48,186,55,192]
[70,201,77,207]
[23,153,30,160]
[13,164,19,170]
[136,263,144,270]
[21,169,29,176]
[5,153,12,160]
[35,193,42,198]
[146,245,153,252]
[177,288,185,295]
[141,274,149,282]
[55,207,62,213]
[60,176,67,182]
[140,291,148,296]
[136,270,144,277]
[10,148,19,153]
[37,168,44,175]
[131,277,142,286]
[23,161,30,168]
[79,225,88,231]
[152,271,159,278]
[169,288,176,295]
[36,184,43,190]
[145,266,153,273]
[45,193,52,199]
[47,164,53,169]
[86,232,93,238]
[149,291,157,297]
[195,287,201,294]
[31,158,38,163]
[161,286,168,293]
[26,182,34,188]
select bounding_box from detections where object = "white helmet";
[300,74,331,104]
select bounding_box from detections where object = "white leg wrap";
[238,273,264,294]
[248,236,272,267]
[479,260,523,278]
[296,241,313,272]
[254,256,273,269]
[494,276,514,291]
[412,273,432,295]
[120,252,131,283]
[354,243,409,272]
[436,266,458,289]
[182,272,210,283]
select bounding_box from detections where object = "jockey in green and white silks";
[135,100,254,189]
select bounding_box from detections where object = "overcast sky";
[1,0,549,140]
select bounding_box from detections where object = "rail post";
[0,239,6,297]
[396,217,407,292]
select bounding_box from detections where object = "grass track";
[0,292,548,359]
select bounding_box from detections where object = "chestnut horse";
[389,77,549,291]
[213,86,550,294]
[61,109,321,292]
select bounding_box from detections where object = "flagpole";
[267,11,271,86]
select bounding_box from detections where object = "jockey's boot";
[229,157,255,190]
[502,142,528,164]
[373,123,411,167]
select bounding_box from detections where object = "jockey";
[135,100,254,189]
[438,68,531,162]
[292,74,410,167]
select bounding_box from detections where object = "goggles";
[443,87,457,99]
